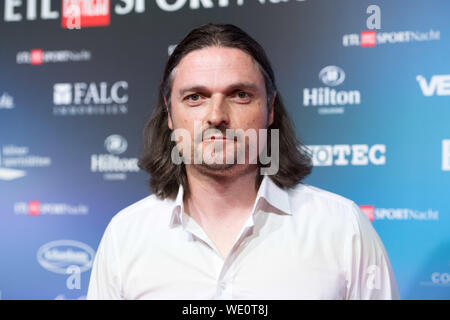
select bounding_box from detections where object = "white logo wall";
[1,0,448,301]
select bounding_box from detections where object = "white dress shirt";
[87,175,400,300]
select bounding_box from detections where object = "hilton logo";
[302,66,361,115]
[90,135,139,180]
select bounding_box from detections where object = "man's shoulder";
[109,193,173,228]
[290,182,355,206]
[288,182,361,221]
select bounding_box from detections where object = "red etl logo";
[361,30,377,47]
[61,0,111,29]
[30,49,44,65]
[360,205,375,222]
[28,201,41,216]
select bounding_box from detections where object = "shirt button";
[220,281,227,290]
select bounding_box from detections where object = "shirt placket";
[181,210,257,300]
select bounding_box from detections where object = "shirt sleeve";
[87,219,123,300]
[345,202,400,300]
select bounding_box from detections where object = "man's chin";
[197,162,236,172]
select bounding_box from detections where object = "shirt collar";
[168,174,292,228]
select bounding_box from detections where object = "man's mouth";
[203,134,231,141]
[205,136,226,141]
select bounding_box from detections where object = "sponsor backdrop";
[0,0,449,300]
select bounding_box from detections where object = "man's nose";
[205,94,230,128]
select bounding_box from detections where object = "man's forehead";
[178,46,257,69]
[171,46,265,91]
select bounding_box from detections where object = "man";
[87,23,399,299]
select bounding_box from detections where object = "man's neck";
[183,165,260,224]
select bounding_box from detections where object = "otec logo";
[91,134,139,180]
[307,144,386,166]
[53,81,128,116]
[36,240,95,274]
[417,74,450,97]
[303,66,361,115]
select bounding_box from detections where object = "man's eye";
[237,91,249,99]
[186,94,201,101]
[233,91,252,102]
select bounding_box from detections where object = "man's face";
[167,46,274,174]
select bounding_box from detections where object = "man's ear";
[268,91,276,127]
[164,97,173,130]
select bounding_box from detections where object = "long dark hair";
[138,23,312,200]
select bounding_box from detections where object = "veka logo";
[307,144,386,166]
[52,81,129,116]
[442,140,450,171]
[417,75,450,97]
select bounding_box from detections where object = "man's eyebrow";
[178,82,260,97]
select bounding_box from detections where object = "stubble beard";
[191,139,255,176]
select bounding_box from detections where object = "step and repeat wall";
[0,0,449,300]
